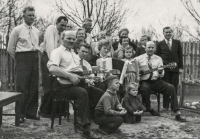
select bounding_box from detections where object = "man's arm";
[7,28,18,59]
[158,57,164,78]
[103,96,121,115]
[45,26,56,58]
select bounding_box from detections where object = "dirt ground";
[0,98,200,139]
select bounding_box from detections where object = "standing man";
[156,27,183,111]
[39,16,68,116]
[7,6,40,122]
[82,18,93,63]
[136,41,186,122]
[82,18,93,45]
[48,30,101,139]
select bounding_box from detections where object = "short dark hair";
[56,16,68,24]
[119,36,130,44]
[23,6,35,15]
[77,42,90,50]
[163,26,172,32]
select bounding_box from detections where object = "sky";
[31,0,198,41]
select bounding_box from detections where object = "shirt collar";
[100,52,109,58]
[144,53,154,58]
[23,22,32,29]
[142,45,146,49]
[106,89,116,95]
[60,45,74,52]
[165,38,172,43]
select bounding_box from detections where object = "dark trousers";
[53,80,91,126]
[15,52,39,117]
[162,71,179,109]
[83,85,104,119]
[95,109,123,134]
[40,52,53,114]
[139,79,179,112]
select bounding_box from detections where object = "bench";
[0,92,21,126]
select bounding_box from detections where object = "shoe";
[19,118,25,123]
[160,107,169,112]
[83,131,102,139]
[175,115,187,122]
[97,126,109,135]
[26,115,40,120]
[149,109,160,116]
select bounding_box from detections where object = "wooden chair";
[151,91,160,112]
[50,95,79,132]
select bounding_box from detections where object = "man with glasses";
[7,6,40,122]
[47,30,101,139]
[39,16,68,117]
[156,27,183,111]
[136,41,186,122]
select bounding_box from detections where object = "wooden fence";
[0,40,200,91]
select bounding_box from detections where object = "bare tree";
[54,0,130,37]
[180,0,200,40]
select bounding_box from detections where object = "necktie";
[29,27,36,47]
[147,56,153,80]
[80,59,87,70]
[148,56,152,69]
[167,40,171,50]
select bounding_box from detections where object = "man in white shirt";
[47,31,101,139]
[7,6,40,122]
[135,41,186,122]
[39,16,68,116]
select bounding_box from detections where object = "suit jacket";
[89,54,100,66]
[156,39,183,72]
[135,46,146,57]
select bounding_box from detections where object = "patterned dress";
[122,58,140,91]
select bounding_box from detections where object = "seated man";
[47,30,101,139]
[134,41,186,122]
[95,75,127,134]
[77,42,104,119]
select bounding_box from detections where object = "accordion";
[96,57,126,83]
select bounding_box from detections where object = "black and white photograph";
[0,0,200,138]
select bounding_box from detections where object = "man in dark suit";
[156,27,183,110]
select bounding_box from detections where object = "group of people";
[7,6,186,139]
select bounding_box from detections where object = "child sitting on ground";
[122,82,145,123]
[94,75,127,134]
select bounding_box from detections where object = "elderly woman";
[112,28,137,51]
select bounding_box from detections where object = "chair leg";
[66,101,70,122]
[59,101,62,125]
[157,93,160,113]
[73,103,77,133]
[64,100,67,118]
[51,99,56,129]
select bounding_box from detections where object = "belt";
[16,50,39,54]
